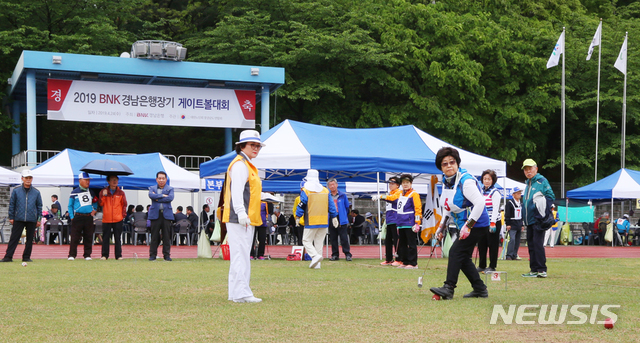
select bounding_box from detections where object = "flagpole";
[561,27,566,199]
[595,19,602,181]
[622,32,628,170]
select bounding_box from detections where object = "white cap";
[303,169,322,192]
[235,130,265,146]
[21,169,33,178]
[365,212,372,217]
[78,172,91,180]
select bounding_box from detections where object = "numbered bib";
[617,218,625,225]
[77,191,92,207]
[514,208,522,220]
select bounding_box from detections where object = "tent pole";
[377,172,382,260]
[611,197,614,247]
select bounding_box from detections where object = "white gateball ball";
[22,262,27,267]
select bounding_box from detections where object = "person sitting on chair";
[616,214,631,246]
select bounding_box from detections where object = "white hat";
[21,169,33,178]
[303,169,323,193]
[365,212,372,218]
[624,214,629,218]
[235,130,265,147]
[78,172,91,180]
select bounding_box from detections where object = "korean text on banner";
[47,79,256,128]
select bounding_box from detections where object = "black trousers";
[445,226,488,291]
[526,224,547,273]
[102,221,123,259]
[294,225,304,245]
[150,215,172,259]
[478,221,501,269]
[250,225,268,257]
[3,221,37,261]
[69,215,95,258]
[329,222,351,258]
[384,223,398,262]
[397,227,417,266]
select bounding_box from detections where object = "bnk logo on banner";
[47,79,255,129]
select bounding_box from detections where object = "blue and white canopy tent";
[30,149,200,190]
[566,169,640,200]
[200,120,507,192]
[567,168,640,246]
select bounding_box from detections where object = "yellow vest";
[303,187,329,227]
[222,154,263,226]
[293,196,304,226]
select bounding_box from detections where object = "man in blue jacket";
[68,172,98,261]
[521,159,555,278]
[327,178,352,261]
[2,170,42,263]
[148,171,175,261]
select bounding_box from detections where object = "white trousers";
[544,228,557,247]
[227,222,255,301]
[303,228,328,259]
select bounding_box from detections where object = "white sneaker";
[233,296,262,303]
[309,255,323,269]
[68,257,75,261]
[314,262,321,269]
[85,257,92,261]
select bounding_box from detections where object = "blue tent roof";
[200,120,506,182]
[566,168,640,200]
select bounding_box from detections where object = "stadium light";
[130,40,187,61]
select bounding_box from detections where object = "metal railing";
[11,150,61,168]
[178,155,211,170]
[163,154,177,164]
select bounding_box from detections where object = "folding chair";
[92,219,103,244]
[174,219,192,246]
[45,218,64,245]
[133,219,150,246]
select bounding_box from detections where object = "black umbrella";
[80,159,134,176]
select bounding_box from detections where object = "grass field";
[0,257,638,342]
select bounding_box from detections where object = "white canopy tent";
[0,167,21,186]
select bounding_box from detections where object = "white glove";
[295,218,300,226]
[412,224,421,233]
[237,212,250,227]
[435,224,445,240]
[332,217,339,228]
[371,194,385,201]
[459,223,471,240]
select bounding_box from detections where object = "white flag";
[614,35,628,75]
[586,22,602,61]
[547,31,565,69]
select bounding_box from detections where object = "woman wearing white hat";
[222,130,265,303]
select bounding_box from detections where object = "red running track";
[1,243,640,260]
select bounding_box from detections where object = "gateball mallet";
[418,217,448,288]
[417,243,437,288]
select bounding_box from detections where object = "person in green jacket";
[521,159,555,279]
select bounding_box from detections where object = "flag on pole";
[614,35,628,75]
[547,31,565,69]
[421,175,442,243]
[586,22,602,61]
